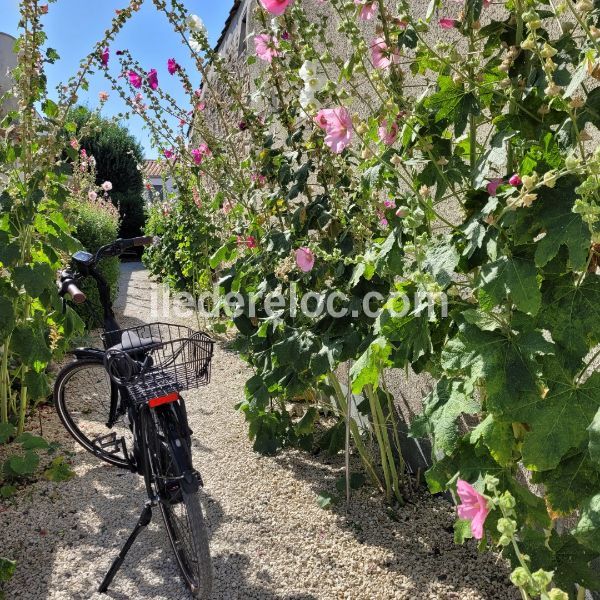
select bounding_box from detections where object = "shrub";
[70,197,120,328]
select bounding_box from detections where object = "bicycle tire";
[54,358,133,470]
[145,406,212,598]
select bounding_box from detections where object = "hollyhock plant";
[354,0,376,20]
[439,18,458,29]
[371,37,400,69]
[148,69,159,90]
[456,480,490,540]
[100,47,109,67]
[128,70,143,89]
[487,178,503,196]
[255,34,279,63]
[378,120,399,145]
[315,107,353,153]
[296,247,315,272]
[259,0,293,15]
[167,58,180,75]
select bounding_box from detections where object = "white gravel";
[0,263,518,599]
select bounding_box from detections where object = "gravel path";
[0,263,517,600]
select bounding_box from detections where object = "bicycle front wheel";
[145,405,212,599]
[54,358,133,469]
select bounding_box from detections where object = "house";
[0,32,18,117]
[143,159,175,203]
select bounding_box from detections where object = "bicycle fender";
[72,347,105,361]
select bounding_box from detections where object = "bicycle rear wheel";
[145,404,212,599]
[54,358,133,469]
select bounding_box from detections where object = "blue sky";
[1,0,232,158]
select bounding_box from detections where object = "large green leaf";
[537,274,600,370]
[0,296,15,343]
[521,368,600,471]
[349,337,391,393]
[470,414,515,466]
[573,493,600,552]
[477,256,541,315]
[12,262,54,298]
[423,240,459,287]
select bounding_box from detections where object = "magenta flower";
[371,37,400,69]
[354,0,376,20]
[439,18,458,29]
[254,34,279,63]
[167,58,180,75]
[196,101,206,111]
[487,178,503,196]
[509,174,522,187]
[259,0,293,15]
[191,148,203,165]
[314,110,330,130]
[69,138,79,150]
[147,69,159,90]
[101,47,109,67]
[237,235,258,249]
[383,199,395,208]
[378,120,399,145]
[296,247,315,272]
[163,149,174,159]
[456,479,490,540]
[198,142,211,157]
[128,71,143,89]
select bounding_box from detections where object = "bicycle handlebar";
[58,269,87,303]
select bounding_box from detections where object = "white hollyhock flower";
[187,14,206,35]
[299,88,320,112]
[299,60,325,93]
[189,38,202,53]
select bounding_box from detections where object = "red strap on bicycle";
[148,392,179,408]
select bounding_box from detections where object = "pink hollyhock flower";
[314,110,330,130]
[163,149,174,159]
[371,37,400,69]
[296,247,315,272]
[88,191,97,201]
[259,0,293,15]
[380,217,389,228]
[487,178,503,196]
[281,31,290,40]
[101,47,109,67]
[252,173,266,186]
[456,479,490,540]
[147,69,159,90]
[167,58,180,75]
[323,107,353,153]
[101,181,113,192]
[40,4,49,14]
[509,173,522,187]
[396,206,408,217]
[439,18,457,29]
[191,148,203,164]
[98,91,109,102]
[70,138,78,150]
[237,235,257,248]
[196,101,206,111]
[378,120,399,145]
[254,34,279,63]
[128,71,143,89]
[198,142,211,157]
[383,199,395,208]
[80,149,87,158]
[222,199,235,214]
[354,0,376,20]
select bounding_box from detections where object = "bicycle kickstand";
[98,502,153,594]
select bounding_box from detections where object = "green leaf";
[10,326,52,364]
[0,297,15,343]
[23,371,51,401]
[573,493,600,552]
[423,240,459,287]
[0,557,16,582]
[477,256,541,315]
[44,456,75,482]
[335,472,366,493]
[316,492,333,509]
[16,432,49,450]
[12,262,54,298]
[532,179,590,271]
[0,485,16,499]
[295,407,318,436]
[0,423,16,444]
[5,450,39,476]
[521,368,600,471]
[454,519,473,544]
[533,451,600,515]
[589,408,600,466]
[415,378,479,455]
[470,415,515,466]
[350,337,391,393]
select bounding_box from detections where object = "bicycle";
[53,236,214,598]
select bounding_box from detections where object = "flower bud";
[531,569,554,589]
[521,37,536,51]
[565,154,580,170]
[498,491,516,511]
[548,588,569,600]
[498,534,512,546]
[543,171,558,188]
[484,474,500,491]
[497,518,517,536]
[570,96,585,109]
[540,43,557,58]
[522,173,538,190]
[510,567,531,588]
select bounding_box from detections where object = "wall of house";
[0,32,18,117]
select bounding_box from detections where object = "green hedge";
[71,200,120,328]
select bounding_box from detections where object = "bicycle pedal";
[93,432,124,455]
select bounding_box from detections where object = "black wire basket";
[101,322,214,404]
